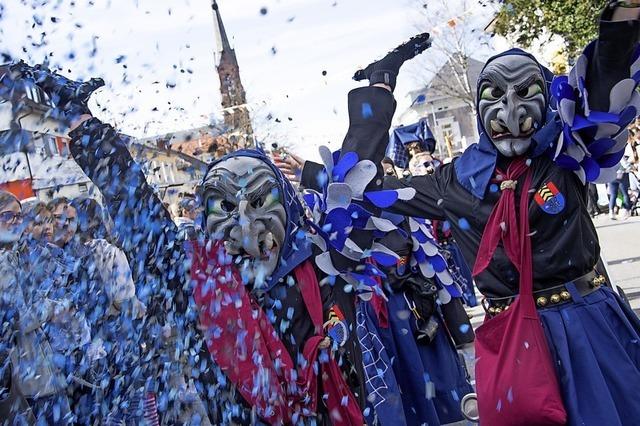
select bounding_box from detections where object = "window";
[78,183,88,193]
[42,135,58,157]
[56,137,70,157]
[151,161,161,183]
[160,162,168,183]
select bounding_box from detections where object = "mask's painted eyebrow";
[243,166,279,195]
[478,71,502,89]
[514,74,544,92]
[206,169,240,195]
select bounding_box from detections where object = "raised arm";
[68,117,178,279]
[12,64,180,278]
[552,2,640,183]
[586,2,640,111]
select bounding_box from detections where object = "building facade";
[397,56,484,159]
[0,65,205,204]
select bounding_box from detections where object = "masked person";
[12,64,374,424]
[362,173,473,426]
[315,3,640,425]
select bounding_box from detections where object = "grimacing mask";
[478,55,546,157]
[201,156,287,288]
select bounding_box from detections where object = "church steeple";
[212,0,233,65]
[211,0,254,149]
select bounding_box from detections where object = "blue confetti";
[361,102,373,119]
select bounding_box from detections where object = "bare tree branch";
[410,0,491,115]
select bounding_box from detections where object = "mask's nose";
[496,88,527,137]
[228,200,262,258]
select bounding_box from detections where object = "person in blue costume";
[302,2,640,425]
[370,210,474,426]
[294,88,474,425]
[387,122,479,309]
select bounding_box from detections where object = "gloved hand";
[8,61,104,125]
[353,32,432,92]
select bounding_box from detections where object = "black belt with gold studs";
[482,270,607,316]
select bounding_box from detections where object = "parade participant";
[366,205,473,425]
[388,119,441,177]
[13,63,373,424]
[16,70,256,423]
[335,2,640,425]
[388,121,478,308]
[195,151,367,425]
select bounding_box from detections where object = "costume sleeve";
[331,86,396,270]
[551,7,640,184]
[379,171,448,220]
[342,86,396,177]
[69,118,179,283]
[69,119,229,422]
[300,160,325,191]
[302,84,396,192]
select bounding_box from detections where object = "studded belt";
[482,270,607,316]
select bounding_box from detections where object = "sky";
[1,0,499,160]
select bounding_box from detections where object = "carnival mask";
[478,55,546,157]
[202,156,287,288]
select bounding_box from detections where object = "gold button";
[488,307,496,314]
[560,291,571,301]
[495,307,503,314]
[550,294,561,304]
[593,275,605,287]
[536,296,548,307]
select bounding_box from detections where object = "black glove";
[353,32,432,91]
[9,61,104,125]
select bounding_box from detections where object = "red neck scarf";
[191,241,363,425]
[473,157,533,286]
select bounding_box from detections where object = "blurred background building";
[0,64,206,204]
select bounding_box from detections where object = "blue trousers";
[540,285,640,426]
[608,178,631,210]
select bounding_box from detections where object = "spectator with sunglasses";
[0,190,72,424]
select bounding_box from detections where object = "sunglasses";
[0,211,23,224]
